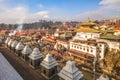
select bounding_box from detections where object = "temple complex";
[0,18,120,80]
[68,19,107,65]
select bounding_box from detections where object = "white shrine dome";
[5,37,10,44]
[11,40,18,48]
[41,54,58,69]
[22,45,32,54]
[58,60,83,80]
[8,39,13,46]
[29,48,43,60]
[15,42,24,50]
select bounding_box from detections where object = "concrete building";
[58,60,83,80]
[40,54,58,79]
[73,32,100,41]
[69,41,107,61]
[54,40,69,50]
[29,48,44,69]
[21,45,32,61]
[97,39,120,51]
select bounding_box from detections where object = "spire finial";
[88,17,90,20]
[87,17,91,22]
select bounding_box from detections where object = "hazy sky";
[0,0,120,24]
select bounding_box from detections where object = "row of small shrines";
[4,37,109,80]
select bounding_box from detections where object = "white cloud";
[0,6,27,24]
[75,0,120,21]
[37,11,49,18]
[99,0,120,6]
[0,0,120,23]
[0,0,4,2]
[0,5,50,24]
[37,4,43,9]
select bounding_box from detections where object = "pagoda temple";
[80,18,96,28]
[74,18,101,41]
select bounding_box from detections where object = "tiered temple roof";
[75,18,104,33]
[22,45,32,54]
[11,40,18,48]
[58,60,83,80]
[15,42,24,50]
[75,27,101,33]
[40,54,58,69]
[29,48,43,60]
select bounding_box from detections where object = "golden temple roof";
[81,18,96,26]
[75,27,102,33]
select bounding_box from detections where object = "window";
[43,70,46,75]
[87,48,89,52]
[72,45,73,47]
[52,70,55,76]
[99,44,102,47]
[91,50,93,52]
[74,46,76,48]
[36,61,40,66]
[22,55,24,59]
[83,48,85,50]
[30,61,32,65]
[80,47,82,49]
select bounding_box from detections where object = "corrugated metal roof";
[0,52,23,80]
